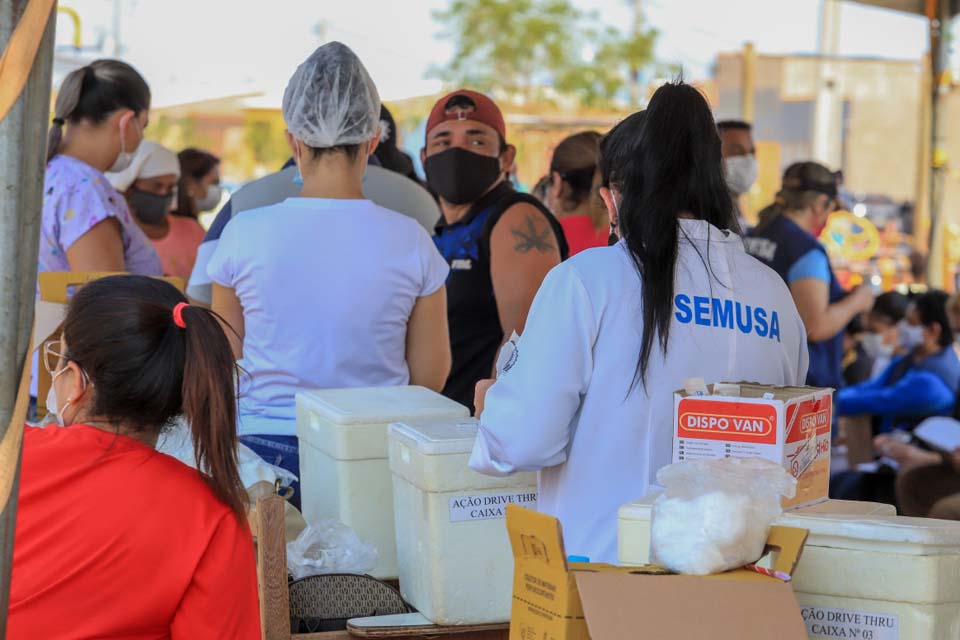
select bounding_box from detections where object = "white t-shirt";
[188,165,440,304]
[470,219,808,563]
[207,198,449,437]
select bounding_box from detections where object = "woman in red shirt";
[544,131,609,255]
[9,275,259,639]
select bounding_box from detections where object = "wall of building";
[713,52,926,214]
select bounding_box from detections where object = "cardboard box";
[506,505,810,640]
[674,383,833,510]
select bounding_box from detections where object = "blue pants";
[241,434,301,511]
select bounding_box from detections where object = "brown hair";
[174,148,220,219]
[63,275,246,518]
[550,131,601,213]
[47,59,151,162]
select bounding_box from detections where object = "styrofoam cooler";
[779,513,960,640]
[617,494,896,566]
[618,494,960,639]
[388,418,538,625]
[296,386,469,579]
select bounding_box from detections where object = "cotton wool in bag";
[650,457,796,576]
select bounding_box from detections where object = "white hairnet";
[282,42,381,149]
[107,141,181,192]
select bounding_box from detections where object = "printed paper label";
[449,491,538,522]
[786,394,833,443]
[674,437,780,465]
[676,398,778,444]
[802,606,898,640]
[788,432,817,478]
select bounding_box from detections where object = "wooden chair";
[34,272,183,420]
[254,495,509,640]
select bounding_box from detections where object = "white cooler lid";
[620,493,960,555]
[619,495,896,522]
[297,386,469,425]
[776,513,960,554]
[389,418,480,455]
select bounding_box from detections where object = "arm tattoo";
[511,215,556,254]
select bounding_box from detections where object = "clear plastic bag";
[156,418,298,488]
[286,519,378,579]
[650,457,796,576]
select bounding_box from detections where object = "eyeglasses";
[42,339,69,375]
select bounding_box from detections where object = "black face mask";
[424,146,502,205]
[129,189,173,225]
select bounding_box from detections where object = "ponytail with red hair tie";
[172,302,190,329]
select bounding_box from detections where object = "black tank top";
[433,182,569,411]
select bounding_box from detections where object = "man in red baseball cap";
[424,89,569,411]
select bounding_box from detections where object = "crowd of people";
[39,60,223,283]
[8,39,960,637]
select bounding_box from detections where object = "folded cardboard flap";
[576,573,805,640]
[678,382,830,401]
[507,505,809,640]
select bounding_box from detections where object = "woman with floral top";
[40,59,161,276]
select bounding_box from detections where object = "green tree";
[244,120,289,169]
[431,0,657,108]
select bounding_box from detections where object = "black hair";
[374,105,420,181]
[601,82,738,389]
[308,142,362,162]
[47,59,151,162]
[846,315,866,336]
[717,120,752,132]
[175,148,220,219]
[63,275,246,517]
[599,112,645,191]
[913,290,954,348]
[871,291,910,325]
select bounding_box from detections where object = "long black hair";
[601,81,738,389]
[64,275,245,517]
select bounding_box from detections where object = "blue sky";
[55,0,932,106]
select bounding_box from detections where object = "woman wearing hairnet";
[208,43,452,507]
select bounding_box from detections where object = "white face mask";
[44,366,86,427]
[898,322,925,351]
[195,184,223,212]
[724,154,758,196]
[108,115,141,173]
[861,332,894,360]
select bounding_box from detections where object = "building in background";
[712,50,928,225]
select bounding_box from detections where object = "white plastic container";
[296,386,469,579]
[618,494,960,639]
[388,418,538,625]
[617,494,896,566]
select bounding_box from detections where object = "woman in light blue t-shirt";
[208,43,451,508]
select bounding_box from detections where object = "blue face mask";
[293,170,304,187]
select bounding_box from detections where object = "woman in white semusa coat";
[470,82,809,563]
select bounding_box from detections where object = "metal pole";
[925,0,950,287]
[629,0,643,106]
[741,41,756,124]
[812,0,842,167]
[0,1,57,631]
